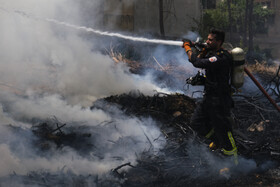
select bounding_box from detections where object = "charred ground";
[96,91,280,187]
[1,58,280,187]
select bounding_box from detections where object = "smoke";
[0,111,165,177]
[0,95,166,179]
[0,0,169,181]
[0,1,276,185]
[0,0,209,184]
[181,139,258,180]
[0,0,176,106]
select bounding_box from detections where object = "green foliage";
[253,3,275,34]
[199,1,275,37]
[201,8,228,37]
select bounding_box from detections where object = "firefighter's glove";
[182,39,193,53]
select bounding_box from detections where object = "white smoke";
[185,140,257,179]
[0,0,167,179]
[0,113,165,177]
[0,0,170,107]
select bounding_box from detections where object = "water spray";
[46,19,184,46]
[0,7,184,47]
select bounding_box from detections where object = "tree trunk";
[243,0,249,48]
[227,0,232,43]
[159,0,165,37]
[248,0,254,53]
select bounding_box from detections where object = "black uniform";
[189,48,235,151]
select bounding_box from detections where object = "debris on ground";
[2,91,277,186]
[1,56,280,186]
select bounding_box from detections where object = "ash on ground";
[1,91,280,187]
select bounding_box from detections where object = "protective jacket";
[189,48,233,96]
[189,48,238,165]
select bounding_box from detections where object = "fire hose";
[244,67,280,113]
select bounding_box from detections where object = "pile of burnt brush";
[2,62,280,186]
[4,91,278,187]
[2,60,280,186]
[98,91,280,187]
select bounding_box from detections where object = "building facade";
[100,0,202,38]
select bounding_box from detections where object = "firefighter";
[183,29,238,165]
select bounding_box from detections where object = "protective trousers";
[190,95,238,165]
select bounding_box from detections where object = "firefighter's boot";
[221,131,238,165]
[205,128,219,150]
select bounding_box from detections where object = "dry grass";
[246,60,280,81]
[107,49,280,94]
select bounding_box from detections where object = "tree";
[199,0,274,52]
[248,0,254,53]
[243,0,249,48]
[227,0,232,43]
[159,0,165,37]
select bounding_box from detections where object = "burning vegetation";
[0,1,280,186]
[1,55,280,186]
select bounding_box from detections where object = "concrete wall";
[102,0,202,38]
[103,0,134,31]
[162,0,201,37]
[133,0,159,34]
